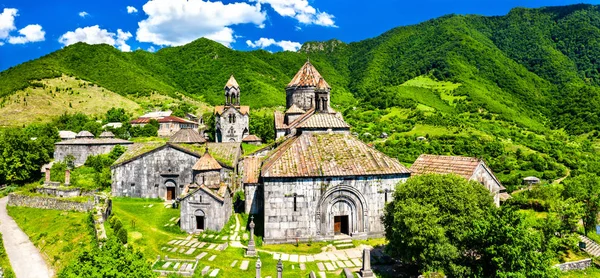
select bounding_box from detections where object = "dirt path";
[553,167,571,184]
[0,197,53,278]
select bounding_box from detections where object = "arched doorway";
[193,209,205,230]
[317,185,368,237]
[165,180,176,200]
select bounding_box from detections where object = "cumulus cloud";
[8,24,45,44]
[136,0,266,47]
[0,8,18,40]
[246,37,301,51]
[252,0,336,27]
[127,6,138,14]
[79,11,89,18]
[147,46,156,52]
[58,25,133,52]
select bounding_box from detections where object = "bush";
[116,227,128,244]
[113,219,123,233]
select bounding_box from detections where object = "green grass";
[560,267,600,277]
[109,197,183,258]
[6,206,95,272]
[242,143,267,156]
[258,241,332,255]
[0,233,16,278]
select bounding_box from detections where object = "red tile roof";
[274,111,287,130]
[262,133,410,177]
[409,154,481,179]
[287,61,331,89]
[214,105,250,115]
[224,75,240,89]
[158,116,197,124]
[130,118,152,124]
[243,157,261,184]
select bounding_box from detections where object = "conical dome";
[224,75,239,89]
[287,61,330,89]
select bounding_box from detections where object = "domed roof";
[224,75,240,89]
[193,149,222,171]
[99,131,115,138]
[169,129,206,144]
[76,131,94,138]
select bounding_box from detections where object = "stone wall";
[471,163,503,207]
[180,188,232,233]
[215,108,249,142]
[244,183,262,215]
[37,186,81,197]
[55,144,126,166]
[287,87,317,111]
[7,193,94,212]
[112,146,199,200]
[555,259,592,271]
[262,174,408,244]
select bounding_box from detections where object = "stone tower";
[285,61,330,111]
[215,75,250,142]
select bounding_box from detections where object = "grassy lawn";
[0,233,15,278]
[560,267,600,277]
[6,206,95,272]
[258,241,331,254]
[109,197,184,258]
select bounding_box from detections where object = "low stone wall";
[555,258,592,271]
[37,187,81,197]
[7,193,94,212]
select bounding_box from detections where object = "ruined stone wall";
[111,146,199,199]
[262,174,408,244]
[55,144,127,166]
[7,193,94,212]
[555,259,592,271]
[180,189,232,233]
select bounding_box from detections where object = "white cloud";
[246,37,301,51]
[252,0,336,27]
[147,46,156,52]
[127,6,138,14]
[79,11,89,18]
[136,0,266,47]
[58,25,132,52]
[0,8,18,40]
[8,24,45,44]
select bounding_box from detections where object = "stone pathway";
[0,197,54,278]
[580,235,600,257]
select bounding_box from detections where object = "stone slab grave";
[185,235,192,241]
[173,262,180,270]
[221,236,228,240]
[317,262,325,271]
[201,266,210,275]
[186,241,195,247]
[179,263,188,271]
[186,264,193,271]
[207,243,217,250]
[351,258,362,266]
[307,255,315,262]
[198,242,207,248]
[209,269,220,277]
[178,248,186,253]
[300,263,306,271]
[299,255,307,263]
[240,260,249,270]
[281,253,290,261]
[185,248,196,255]
[325,262,336,271]
[168,240,177,245]
[231,260,238,267]
[217,243,228,251]
[208,255,216,261]
[343,260,354,267]
[196,252,208,260]
[273,253,281,260]
[343,268,354,278]
[319,272,327,278]
[336,261,345,268]
[179,240,189,246]
[290,254,299,263]
[162,262,172,269]
[192,242,200,248]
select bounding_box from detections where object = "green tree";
[0,128,50,184]
[563,173,600,234]
[105,108,129,123]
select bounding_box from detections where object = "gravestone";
[201,266,210,275]
[360,248,374,277]
[246,216,257,256]
[277,259,283,278]
[256,258,262,278]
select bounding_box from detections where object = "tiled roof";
[59,130,76,139]
[316,77,330,90]
[169,129,206,144]
[243,157,261,184]
[193,150,222,171]
[242,135,262,142]
[288,108,315,129]
[130,118,152,124]
[262,133,410,177]
[99,131,115,138]
[214,105,250,115]
[224,75,240,89]
[409,154,481,179]
[285,104,305,114]
[55,138,132,145]
[76,130,94,138]
[297,113,350,129]
[158,116,197,124]
[181,184,227,202]
[287,61,331,89]
[274,111,287,130]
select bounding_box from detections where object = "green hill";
[4,4,600,189]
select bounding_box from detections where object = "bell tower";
[224,75,240,106]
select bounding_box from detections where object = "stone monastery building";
[110,62,507,242]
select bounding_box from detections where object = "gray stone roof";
[76,130,94,138]
[169,129,206,144]
[99,131,115,138]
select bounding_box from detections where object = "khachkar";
[360,248,374,277]
[246,216,257,256]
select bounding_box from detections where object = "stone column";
[45,168,50,184]
[255,258,261,278]
[246,216,257,256]
[65,169,71,185]
[360,248,374,277]
[277,259,283,278]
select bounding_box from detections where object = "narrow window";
[384,189,389,203]
[293,193,297,212]
[131,183,135,187]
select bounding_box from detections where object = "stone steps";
[580,235,600,257]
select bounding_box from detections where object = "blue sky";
[0,0,598,71]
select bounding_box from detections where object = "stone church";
[247,61,412,244]
[214,75,250,142]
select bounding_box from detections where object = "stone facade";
[471,163,504,206]
[36,186,84,197]
[7,193,94,212]
[111,145,201,200]
[180,187,232,233]
[55,142,131,166]
[555,259,592,271]
[262,175,408,244]
[286,87,317,111]
[215,107,249,142]
[244,183,262,215]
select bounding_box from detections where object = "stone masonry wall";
[55,144,126,166]
[262,174,408,244]
[7,193,94,212]
[471,163,502,207]
[216,108,249,143]
[555,258,592,271]
[180,189,232,233]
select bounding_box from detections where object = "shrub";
[113,219,123,233]
[117,228,128,244]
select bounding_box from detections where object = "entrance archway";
[165,180,176,200]
[317,185,369,237]
[194,209,205,230]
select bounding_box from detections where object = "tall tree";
[562,173,600,234]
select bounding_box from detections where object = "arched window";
[232,114,236,123]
